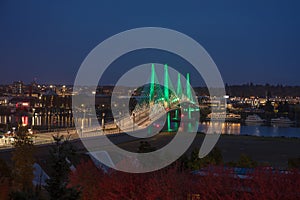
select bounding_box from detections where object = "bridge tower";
[164,64,170,108]
[186,73,193,119]
[174,73,183,120]
[186,73,193,102]
[149,64,156,106]
[177,73,182,99]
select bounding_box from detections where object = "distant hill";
[195,84,300,97]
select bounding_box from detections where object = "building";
[12,81,24,95]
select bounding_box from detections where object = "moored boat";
[271,117,295,126]
[245,114,265,125]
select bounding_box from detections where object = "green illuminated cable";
[177,73,182,99]
[186,73,191,100]
[150,64,155,102]
[164,64,169,107]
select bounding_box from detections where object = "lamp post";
[80,104,86,137]
[47,110,51,131]
[12,127,16,136]
[101,104,105,132]
[32,108,35,126]
[102,112,105,131]
[81,107,86,130]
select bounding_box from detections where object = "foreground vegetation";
[0,129,299,199]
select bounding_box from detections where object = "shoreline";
[1,131,299,169]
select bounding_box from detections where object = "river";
[198,122,300,138]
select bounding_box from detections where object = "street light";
[80,104,86,137]
[81,106,86,130]
[32,108,35,126]
[102,112,105,131]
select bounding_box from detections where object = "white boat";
[271,117,294,125]
[207,113,241,122]
[207,112,226,120]
[245,114,264,124]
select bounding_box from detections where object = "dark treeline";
[195,84,300,97]
[2,83,300,98]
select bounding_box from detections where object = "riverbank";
[1,131,299,169]
[117,132,300,168]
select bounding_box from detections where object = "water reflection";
[199,122,241,135]
[199,121,300,138]
[2,113,300,138]
[177,122,197,133]
[0,114,99,130]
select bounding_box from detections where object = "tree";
[236,154,257,168]
[264,101,274,113]
[137,141,156,153]
[69,160,193,200]
[0,157,11,179]
[68,160,105,200]
[242,168,300,199]
[278,102,290,114]
[187,147,223,170]
[11,126,35,197]
[69,157,300,199]
[0,158,11,200]
[288,157,300,169]
[45,133,80,200]
[200,107,211,121]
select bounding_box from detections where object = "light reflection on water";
[198,122,300,138]
[199,122,241,135]
[1,114,300,138]
[0,114,99,129]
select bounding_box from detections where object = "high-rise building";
[12,81,23,94]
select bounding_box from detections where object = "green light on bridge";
[164,64,170,108]
[150,64,155,102]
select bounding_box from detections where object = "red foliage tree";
[0,177,10,200]
[68,160,105,200]
[242,168,300,200]
[69,160,300,200]
[69,161,193,199]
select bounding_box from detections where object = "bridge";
[0,65,199,148]
[113,64,199,133]
[71,63,200,138]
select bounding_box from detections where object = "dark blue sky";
[0,0,299,85]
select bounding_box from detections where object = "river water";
[198,122,300,138]
[1,114,300,138]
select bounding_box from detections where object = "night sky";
[0,0,299,85]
